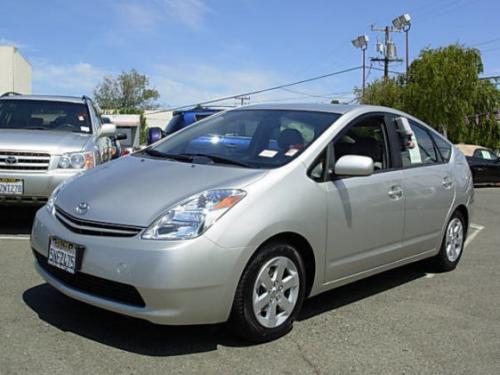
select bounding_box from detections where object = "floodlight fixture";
[352,35,369,50]
[392,13,411,31]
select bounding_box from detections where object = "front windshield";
[148,109,340,169]
[0,99,92,134]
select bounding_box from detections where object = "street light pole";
[404,23,411,75]
[391,13,412,76]
[362,46,367,97]
[352,35,369,99]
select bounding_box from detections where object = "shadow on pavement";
[0,205,39,235]
[23,261,427,356]
[22,284,248,356]
[299,262,426,320]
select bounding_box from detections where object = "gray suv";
[0,93,116,204]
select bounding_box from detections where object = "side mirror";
[115,132,127,141]
[98,123,116,138]
[334,155,374,177]
[147,127,165,145]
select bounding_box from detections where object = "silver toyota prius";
[31,103,474,342]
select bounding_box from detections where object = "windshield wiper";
[143,148,192,161]
[180,153,253,168]
[26,127,49,130]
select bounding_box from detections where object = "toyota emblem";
[5,156,17,165]
[75,202,90,215]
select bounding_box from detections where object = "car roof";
[0,94,86,104]
[234,102,398,115]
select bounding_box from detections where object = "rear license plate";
[0,178,23,195]
[48,237,84,274]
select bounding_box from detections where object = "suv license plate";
[0,178,23,195]
[48,238,83,274]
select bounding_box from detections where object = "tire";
[431,211,466,272]
[228,241,307,343]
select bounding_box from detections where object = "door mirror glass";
[334,155,374,177]
[147,127,165,145]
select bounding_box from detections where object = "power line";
[471,37,500,47]
[147,66,362,114]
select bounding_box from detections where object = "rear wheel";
[228,241,306,342]
[432,211,466,271]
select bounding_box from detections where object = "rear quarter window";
[430,132,452,162]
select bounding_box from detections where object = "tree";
[404,45,485,141]
[358,44,500,149]
[93,69,160,110]
[357,76,405,110]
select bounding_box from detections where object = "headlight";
[58,152,95,169]
[142,189,246,240]
[46,182,65,214]
[46,175,80,214]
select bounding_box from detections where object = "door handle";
[442,177,453,189]
[388,186,403,199]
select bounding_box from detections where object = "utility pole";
[370,24,402,80]
[235,96,250,106]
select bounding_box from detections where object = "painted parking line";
[465,223,484,248]
[0,235,30,241]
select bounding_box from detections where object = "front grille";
[33,250,146,308]
[0,196,47,204]
[0,151,50,171]
[54,206,143,237]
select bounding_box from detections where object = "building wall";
[0,46,32,94]
[144,110,173,129]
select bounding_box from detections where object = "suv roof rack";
[1,92,22,97]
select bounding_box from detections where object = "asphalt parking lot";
[0,188,499,375]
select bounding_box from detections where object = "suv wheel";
[229,241,306,342]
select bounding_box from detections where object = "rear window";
[0,99,91,134]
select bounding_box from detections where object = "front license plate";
[48,237,84,274]
[0,178,23,195]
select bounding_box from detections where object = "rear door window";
[401,121,439,167]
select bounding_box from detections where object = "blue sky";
[1,0,499,108]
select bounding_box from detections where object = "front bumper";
[30,207,250,325]
[0,169,81,204]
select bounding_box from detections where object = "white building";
[0,45,32,95]
[144,110,173,129]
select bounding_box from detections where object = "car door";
[321,113,405,282]
[399,120,455,256]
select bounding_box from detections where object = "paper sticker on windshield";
[259,149,278,158]
[285,148,299,157]
[80,126,90,133]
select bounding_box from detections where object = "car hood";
[0,129,90,154]
[55,155,268,227]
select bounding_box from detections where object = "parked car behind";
[147,106,222,145]
[455,143,500,185]
[31,103,473,342]
[0,93,116,204]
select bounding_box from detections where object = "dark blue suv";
[147,106,222,145]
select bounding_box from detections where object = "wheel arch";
[454,204,469,236]
[254,232,316,297]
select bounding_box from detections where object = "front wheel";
[228,241,306,342]
[431,211,466,272]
